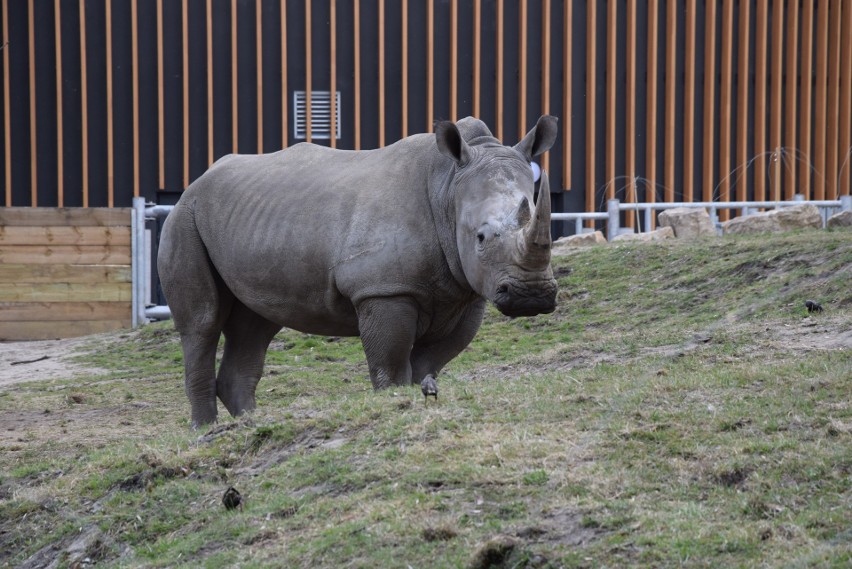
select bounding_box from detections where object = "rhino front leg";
[356,297,419,389]
[410,299,486,384]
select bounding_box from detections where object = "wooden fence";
[0,208,131,340]
[1,1,851,231]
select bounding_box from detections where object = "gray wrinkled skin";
[158,116,559,428]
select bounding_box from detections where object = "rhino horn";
[522,171,552,262]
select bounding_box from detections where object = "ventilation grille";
[294,91,341,140]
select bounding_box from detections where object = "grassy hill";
[2,230,851,568]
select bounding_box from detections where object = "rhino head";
[436,115,559,317]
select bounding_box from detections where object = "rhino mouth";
[493,279,558,317]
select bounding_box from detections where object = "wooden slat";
[157,0,164,188]
[55,0,63,207]
[281,0,288,148]
[330,0,337,147]
[379,0,385,146]
[769,0,784,201]
[799,1,814,199]
[354,0,360,147]
[231,0,238,152]
[0,283,131,302]
[28,0,37,206]
[495,0,502,140]
[106,0,114,206]
[625,0,636,226]
[605,0,615,199]
[0,227,131,246]
[0,246,131,265]
[132,0,140,196]
[451,0,457,123]
[183,0,189,186]
[473,0,481,119]
[0,264,132,284]
[562,0,571,191]
[0,302,131,322]
[207,0,213,164]
[305,0,312,143]
[664,0,676,203]
[0,208,132,227]
[754,0,768,202]
[402,0,408,137]
[736,0,751,205]
[585,0,596,221]
[839,0,852,196]
[2,0,10,206]
[256,0,263,154]
[646,0,658,220]
[701,0,717,205]
[683,0,696,202]
[0,320,130,341]
[825,0,842,200]
[541,0,551,173]
[814,0,829,200]
[718,0,734,220]
[518,0,527,139]
[784,0,798,200]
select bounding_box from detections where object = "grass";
[1,229,851,568]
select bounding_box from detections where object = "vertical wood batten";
[330,0,337,148]
[281,0,288,148]
[28,0,37,205]
[784,0,798,200]
[799,1,814,198]
[814,0,828,200]
[427,0,433,133]
[585,0,596,220]
[605,0,615,200]
[495,0,502,140]
[754,0,768,202]
[683,0,696,201]
[701,0,717,205]
[825,0,842,199]
[451,0,457,123]
[132,0,139,196]
[664,0,676,202]
[518,0,527,140]
[354,0,360,147]
[305,0,312,143]
[231,0,238,152]
[2,0,10,205]
[769,0,784,201]
[541,0,550,173]
[55,0,63,206]
[183,0,189,188]
[157,0,164,188]
[473,0,480,119]
[207,0,213,164]
[736,0,751,206]
[839,0,852,195]
[256,0,263,153]
[625,0,636,226]
[646,0,658,223]
[401,0,407,137]
[379,0,384,146]
[562,0,571,191]
[718,0,733,220]
[106,0,114,206]
[79,0,88,205]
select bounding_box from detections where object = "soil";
[0,336,109,388]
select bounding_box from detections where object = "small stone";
[722,203,821,235]
[658,207,717,238]
[827,210,852,228]
[612,226,675,242]
[552,231,607,254]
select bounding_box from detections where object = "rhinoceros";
[158,115,559,427]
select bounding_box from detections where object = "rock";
[551,231,606,255]
[827,210,852,228]
[657,207,717,238]
[722,203,821,235]
[612,226,675,242]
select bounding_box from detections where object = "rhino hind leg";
[356,297,419,389]
[217,301,283,418]
[410,300,486,385]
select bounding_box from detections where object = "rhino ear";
[514,115,559,161]
[435,121,472,167]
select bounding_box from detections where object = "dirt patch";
[0,336,111,388]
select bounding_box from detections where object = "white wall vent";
[293,91,341,140]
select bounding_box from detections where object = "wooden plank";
[754,0,768,202]
[55,0,64,207]
[769,0,784,201]
[605,0,616,199]
[281,0,288,148]
[256,0,263,154]
[839,0,852,196]
[379,0,385,146]
[585,0,596,221]
[799,1,814,198]
[683,0,696,202]
[106,0,114,206]
[207,0,213,164]
[473,0,480,119]
[80,0,88,206]
[825,0,842,200]
[541,0,551,173]
[0,246,131,265]
[183,0,190,186]
[736,0,751,206]
[495,0,502,140]
[702,0,717,205]
[2,0,10,206]
[355,0,361,147]
[157,0,164,189]
[0,227,131,246]
[231,0,238,152]
[0,208,132,227]
[625,0,636,226]
[518,0,527,139]
[784,0,798,200]
[0,302,131,322]
[451,0,457,123]
[562,0,571,191]
[814,0,829,200]
[331,0,337,147]
[0,264,131,284]
[718,0,734,221]
[646,0,658,221]
[28,0,37,206]
[0,320,131,341]
[305,0,312,143]
[0,283,131,302]
[664,0,676,203]
[402,0,408,137]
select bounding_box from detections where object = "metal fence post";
[607,199,620,241]
[841,195,852,211]
[132,197,147,327]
